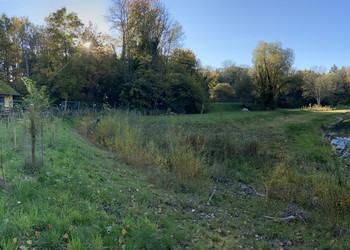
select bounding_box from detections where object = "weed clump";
[267,164,350,221]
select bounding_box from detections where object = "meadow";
[1,103,350,249]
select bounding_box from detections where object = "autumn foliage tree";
[36,7,84,104]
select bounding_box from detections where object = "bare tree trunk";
[64,94,68,113]
[317,96,321,106]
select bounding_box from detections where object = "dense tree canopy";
[106,0,203,113]
[0,2,207,113]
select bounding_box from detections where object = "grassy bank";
[1,103,350,249]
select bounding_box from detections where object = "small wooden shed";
[0,80,20,110]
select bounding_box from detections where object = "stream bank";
[324,116,350,159]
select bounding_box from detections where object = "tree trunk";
[64,96,68,113]
[316,97,321,106]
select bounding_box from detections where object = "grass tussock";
[301,104,333,112]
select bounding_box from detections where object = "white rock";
[331,138,346,150]
[332,137,350,149]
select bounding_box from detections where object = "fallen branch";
[252,186,266,197]
[264,214,307,224]
[264,215,297,222]
[296,213,307,224]
[240,184,267,197]
[207,187,217,205]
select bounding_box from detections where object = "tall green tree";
[252,41,294,109]
[107,0,130,83]
[331,66,350,105]
[107,0,185,111]
[166,48,207,113]
[0,14,22,83]
[107,0,183,79]
[199,67,219,99]
[7,17,36,79]
[71,23,118,104]
[34,7,83,103]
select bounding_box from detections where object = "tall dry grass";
[268,164,350,222]
[79,111,204,180]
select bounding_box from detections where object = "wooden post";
[29,104,36,167]
[1,147,5,182]
[13,125,17,150]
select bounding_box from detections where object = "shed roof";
[0,80,19,96]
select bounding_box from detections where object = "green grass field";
[1,103,350,249]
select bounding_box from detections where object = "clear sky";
[1,0,349,70]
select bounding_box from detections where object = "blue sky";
[1,0,349,70]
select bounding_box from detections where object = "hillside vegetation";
[1,103,350,249]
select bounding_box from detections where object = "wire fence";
[0,102,110,180]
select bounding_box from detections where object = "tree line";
[212,42,350,110]
[1,0,349,113]
[0,0,207,113]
